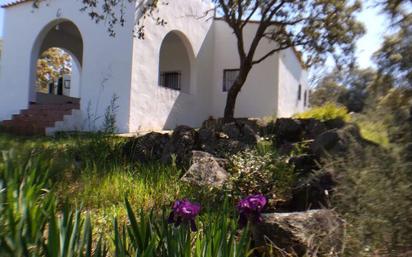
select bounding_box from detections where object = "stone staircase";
[0,100,80,136]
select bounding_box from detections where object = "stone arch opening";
[158,30,195,93]
[30,19,83,103]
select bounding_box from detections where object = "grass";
[0,131,256,256]
[0,132,190,232]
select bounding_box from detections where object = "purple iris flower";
[168,199,201,232]
[237,194,267,229]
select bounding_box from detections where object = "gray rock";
[274,118,304,144]
[191,151,229,170]
[181,151,229,188]
[123,132,170,162]
[198,127,218,154]
[252,210,345,257]
[222,122,241,139]
[324,118,346,130]
[161,126,198,166]
[311,124,365,157]
[240,123,259,144]
[299,118,328,139]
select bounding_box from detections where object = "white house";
[0,0,309,135]
[0,38,3,77]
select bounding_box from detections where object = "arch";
[29,19,84,102]
[158,30,196,93]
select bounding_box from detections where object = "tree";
[309,74,348,107]
[213,1,365,121]
[375,0,412,22]
[374,19,412,88]
[36,48,71,92]
[310,67,388,112]
[34,0,365,121]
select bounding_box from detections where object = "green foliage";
[0,151,108,257]
[351,113,389,146]
[227,149,295,205]
[113,198,252,257]
[102,94,120,134]
[374,18,412,88]
[294,102,351,122]
[0,134,256,256]
[331,146,412,256]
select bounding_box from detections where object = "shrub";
[330,146,412,256]
[294,102,351,122]
[351,113,389,146]
[227,149,296,206]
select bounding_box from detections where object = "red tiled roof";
[1,0,32,8]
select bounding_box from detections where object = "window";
[304,90,307,106]
[160,72,181,90]
[298,84,302,101]
[223,69,239,92]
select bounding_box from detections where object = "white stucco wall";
[0,0,309,134]
[277,48,309,117]
[210,20,279,119]
[129,0,214,131]
[0,0,135,132]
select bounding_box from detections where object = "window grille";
[160,72,181,90]
[223,69,240,92]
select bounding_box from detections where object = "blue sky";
[0,4,387,69]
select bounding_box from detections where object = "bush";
[227,149,296,207]
[294,102,351,122]
[351,113,389,147]
[330,146,412,256]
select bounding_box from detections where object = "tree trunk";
[223,67,251,123]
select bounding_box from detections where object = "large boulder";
[181,151,229,188]
[323,118,346,130]
[311,124,366,157]
[284,171,337,211]
[161,126,198,166]
[299,118,328,140]
[222,122,242,139]
[122,132,170,162]
[274,118,304,145]
[252,210,345,257]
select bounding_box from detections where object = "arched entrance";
[30,19,83,104]
[158,30,195,93]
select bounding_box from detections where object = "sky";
[0,3,388,69]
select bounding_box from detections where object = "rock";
[161,126,198,166]
[215,138,247,157]
[123,132,170,162]
[285,171,337,211]
[288,154,319,175]
[240,123,259,144]
[311,129,343,156]
[181,151,229,188]
[311,124,364,157]
[274,118,303,145]
[222,122,241,139]
[191,151,229,170]
[324,118,346,130]
[299,118,328,139]
[252,210,345,257]
[198,127,218,154]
